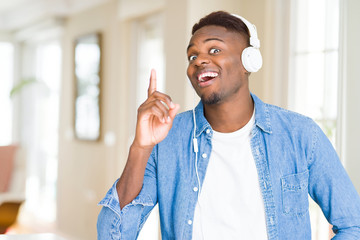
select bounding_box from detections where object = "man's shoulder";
[267,103,312,121]
[263,102,317,132]
[252,93,314,129]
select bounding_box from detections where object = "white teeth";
[198,72,218,82]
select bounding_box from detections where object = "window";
[33,42,62,222]
[135,14,165,109]
[289,0,339,144]
[132,13,165,240]
[0,42,14,146]
[289,0,340,239]
[18,41,62,225]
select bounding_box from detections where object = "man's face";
[186,25,249,105]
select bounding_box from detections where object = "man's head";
[186,11,258,105]
[191,11,250,47]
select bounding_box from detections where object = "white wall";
[57,1,120,239]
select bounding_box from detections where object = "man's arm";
[97,69,180,239]
[116,69,180,209]
[116,144,153,209]
[308,122,360,239]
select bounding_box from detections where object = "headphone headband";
[231,14,260,48]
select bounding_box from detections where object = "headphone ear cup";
[241,47,263,73]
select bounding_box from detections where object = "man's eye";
[209,48,220,54]
[189,55,197,61]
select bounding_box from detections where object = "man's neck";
[203,91,254,133]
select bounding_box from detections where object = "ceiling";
[0,0,111,32]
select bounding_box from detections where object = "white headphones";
[231,14,263,73]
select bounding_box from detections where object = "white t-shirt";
[192,111,268,239]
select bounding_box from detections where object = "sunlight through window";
[289,0,340,239]
[0,42,14,146]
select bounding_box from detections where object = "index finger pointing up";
[148,69,157,97]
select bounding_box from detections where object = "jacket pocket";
[281,170,309,216]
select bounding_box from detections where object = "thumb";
[169,104,180,119]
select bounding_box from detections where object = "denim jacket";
[97,93,360,240]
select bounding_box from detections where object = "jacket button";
[187,220,193,225]
[206,129,211,134]
[202,153,207,158]
[193,187,198,192]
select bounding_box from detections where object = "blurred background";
[0,0,359,239]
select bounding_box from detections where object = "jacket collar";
[251,93,272,134]
[194,93,272,137]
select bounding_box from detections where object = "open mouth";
[197,71,218,82]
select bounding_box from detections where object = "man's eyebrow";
[187,37,225,52]
[204,37,225,43]
[187,43,194,52]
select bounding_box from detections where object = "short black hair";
[191,11,250,46]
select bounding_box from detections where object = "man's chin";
[201,92,221,105]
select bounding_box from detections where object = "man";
[97,11,360,239]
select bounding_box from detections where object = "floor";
[3,209,77,240]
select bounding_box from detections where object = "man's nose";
[195,54,210,66]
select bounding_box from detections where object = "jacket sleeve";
[307,122,360,239]
[97,147,158,240]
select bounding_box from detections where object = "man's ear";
[241,58,250,76]
[239,53,248,75]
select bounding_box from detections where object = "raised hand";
[133,69,180,149]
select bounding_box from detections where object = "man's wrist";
[130,141,154,156]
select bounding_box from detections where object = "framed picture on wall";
[74,33,102,141]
